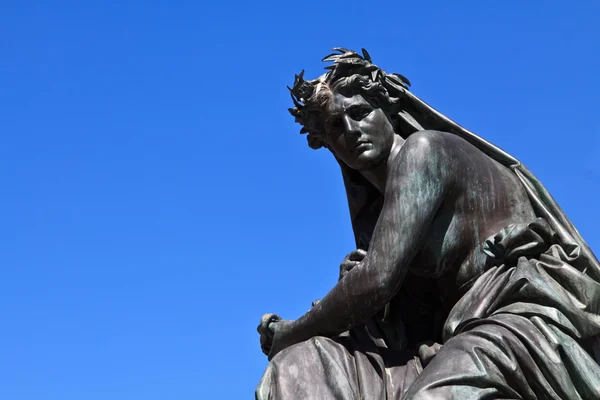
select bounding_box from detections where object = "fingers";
[339,249,368,280]
[348,248,367,261]
[339,260,360,279]
[258,314,281,356]
[260,333,272,355]
[341,249,367,263]
[418,342,442,367]
[340,261,359,273]
[257,313,280,335]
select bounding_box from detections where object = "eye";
[326,117,343,133]
[349,106,372,121]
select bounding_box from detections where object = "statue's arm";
[273,132,454,355]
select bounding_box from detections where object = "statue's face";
[324,91,395,171]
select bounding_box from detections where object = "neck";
[360,135,405,193]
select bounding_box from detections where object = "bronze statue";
[257,48,600,399]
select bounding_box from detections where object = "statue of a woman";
[257,48,600,399]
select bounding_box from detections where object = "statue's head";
[289,48,414,171]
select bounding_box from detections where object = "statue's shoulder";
[404,130,465,150]
[400,130,469,162]
[392,129,481,182]
[397,130,510,183]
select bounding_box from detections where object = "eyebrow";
[345,104,368,111]
[324,113,342,124]
[326,104,368,118]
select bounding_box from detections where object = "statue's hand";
[266,319,296,361]
[418,342,442,368]
[257,313,281,356]
[257,313,298,360]
[339,249,367,280]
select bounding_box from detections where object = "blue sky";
[1,1,599,399]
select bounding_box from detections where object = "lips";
[354,140,372,153]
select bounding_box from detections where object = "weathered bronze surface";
[257,48,600,399]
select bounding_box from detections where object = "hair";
[288,48,413,149]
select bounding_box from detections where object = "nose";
[342,115,360,140]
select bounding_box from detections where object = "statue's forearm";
[286,256,407,344]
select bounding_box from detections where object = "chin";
[354,151,386,171]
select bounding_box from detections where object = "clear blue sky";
[1,1,599,399]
